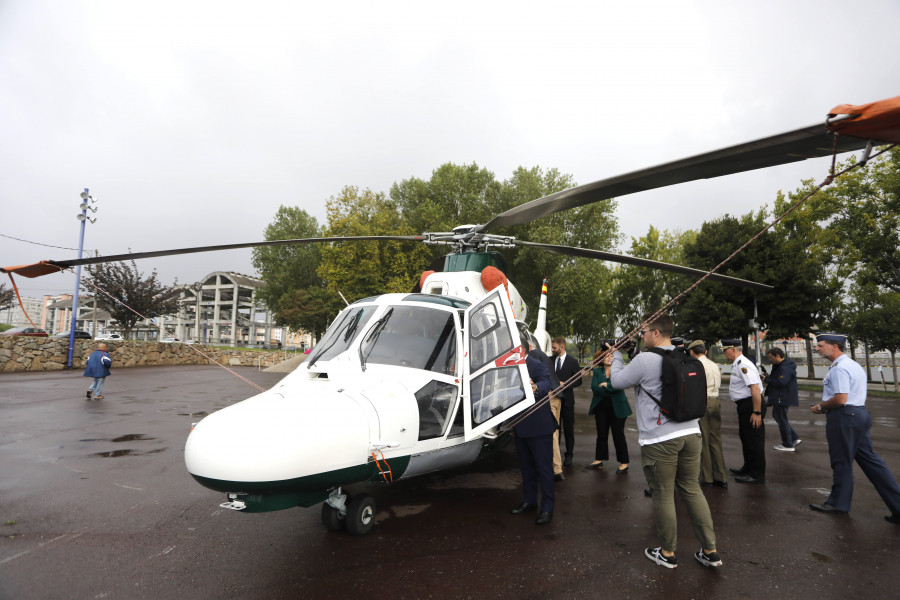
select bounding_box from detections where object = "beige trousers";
[549,395,562,474]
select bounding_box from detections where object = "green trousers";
[641,433,717,552]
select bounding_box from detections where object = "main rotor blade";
[1,236,424,277]
[514,240,773,292]
[480,124,869,232]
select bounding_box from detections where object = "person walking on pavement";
[808,333,900,524]
[84,343,112,400]
[764,346,802,452]
[688,341,727,488]
[551,337,582,467]
[722,339,766,484]
[610,313,722,569]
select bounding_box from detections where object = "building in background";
[0,296,44,328]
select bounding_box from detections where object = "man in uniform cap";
[809,334,900,523]
[722,339,766,484]
[688,340,726,488]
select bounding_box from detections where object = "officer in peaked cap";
[809,333,900,523]
[721,339,766,484]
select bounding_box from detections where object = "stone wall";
[0,337,290,373]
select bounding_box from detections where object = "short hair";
[551,337,566,347]
[641,312,674,337]
[824,339,847,352]
[767,347,785,359]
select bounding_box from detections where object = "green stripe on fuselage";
[191,455,412,512]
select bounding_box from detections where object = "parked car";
[95,333,124,341]
[51,330,93,339]
[0,326,48,337]
[160,337,182,343]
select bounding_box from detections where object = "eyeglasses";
[640,329,658,336]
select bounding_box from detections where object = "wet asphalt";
[1,365,899,600]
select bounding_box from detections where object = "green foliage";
[84,261,180,339]
[611,227,694,334]
[276,286,345,340]
[318,186,432,301]
[251,206,323,309]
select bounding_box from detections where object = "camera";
[599,336,638,359]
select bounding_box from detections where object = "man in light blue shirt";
[808,333,900,524]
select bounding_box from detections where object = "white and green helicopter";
[4,95,893,535]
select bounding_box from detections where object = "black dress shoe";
[728,467,747,475]
[510,502,537,515]
[699,481,713,487]
[644,488,652,497]
[584,461,603,470]
[563,456,573,467]
[734,475,765,484]
[554,472,566,482]
[809,503,847,515]
[885,513,900,524]
[535,511,552,525]
[712,481,728,489]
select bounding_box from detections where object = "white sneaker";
[793,439,802,446]
[773,444,795,452]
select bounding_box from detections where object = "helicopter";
[3,94,897,535]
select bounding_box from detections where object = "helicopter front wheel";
[321,500,347,531]
[345,494,376,536]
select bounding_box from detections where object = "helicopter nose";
[185,389,372,487]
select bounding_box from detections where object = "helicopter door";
[461,286,535,441]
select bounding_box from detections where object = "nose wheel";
[321,490,377,535]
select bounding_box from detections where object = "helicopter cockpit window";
[468,302,514,372]
[415,380,459,440]
[306,305,377,367]
[359,306,458,375]
[469,366,526,426]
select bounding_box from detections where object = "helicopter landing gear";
[321,489,376,535]
[321,488,349,531]
[345,494,376,536]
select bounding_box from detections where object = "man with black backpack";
[609,312,721,570]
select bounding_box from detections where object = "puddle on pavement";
[93,448,166,458]
[79,434,155,443]
[177,411,208,417]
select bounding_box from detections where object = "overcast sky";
[2,0,898,301]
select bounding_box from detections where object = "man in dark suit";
[551,337,583,467]
[510,337,556,525]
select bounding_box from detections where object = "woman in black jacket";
[764,347,801,452]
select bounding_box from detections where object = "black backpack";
[640,347,708,422]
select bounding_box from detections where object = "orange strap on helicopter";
[371,451,394,483]
[826,95,900,143]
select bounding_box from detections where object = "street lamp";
[782,340,789,356]
[66,188,97,368]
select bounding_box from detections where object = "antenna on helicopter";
[338,291,350,307]
[532,278,551,354]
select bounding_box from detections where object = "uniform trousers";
[560,402,575,459]
[699,395,727,483]
[825,406,900,514]
[549,395,563,474]
[735,397,766,480]
[641,434,717,552]
[515,433,555,513]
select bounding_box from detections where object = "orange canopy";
[826,95,900,143]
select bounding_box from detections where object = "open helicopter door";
[461,286,536,442]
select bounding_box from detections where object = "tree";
[851,289,900,392]
[611,226,695,334]
[318,186,432,301]
[276,287,345,341]
[83,261,180,339]
[0,283,14,311]
[251,206,326,330]
[677,211,826,350]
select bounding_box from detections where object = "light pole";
[782,339,789,356]
[66,189,97,368]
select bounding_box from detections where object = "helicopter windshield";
[307,305,377,366]
[359,305,458,375]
